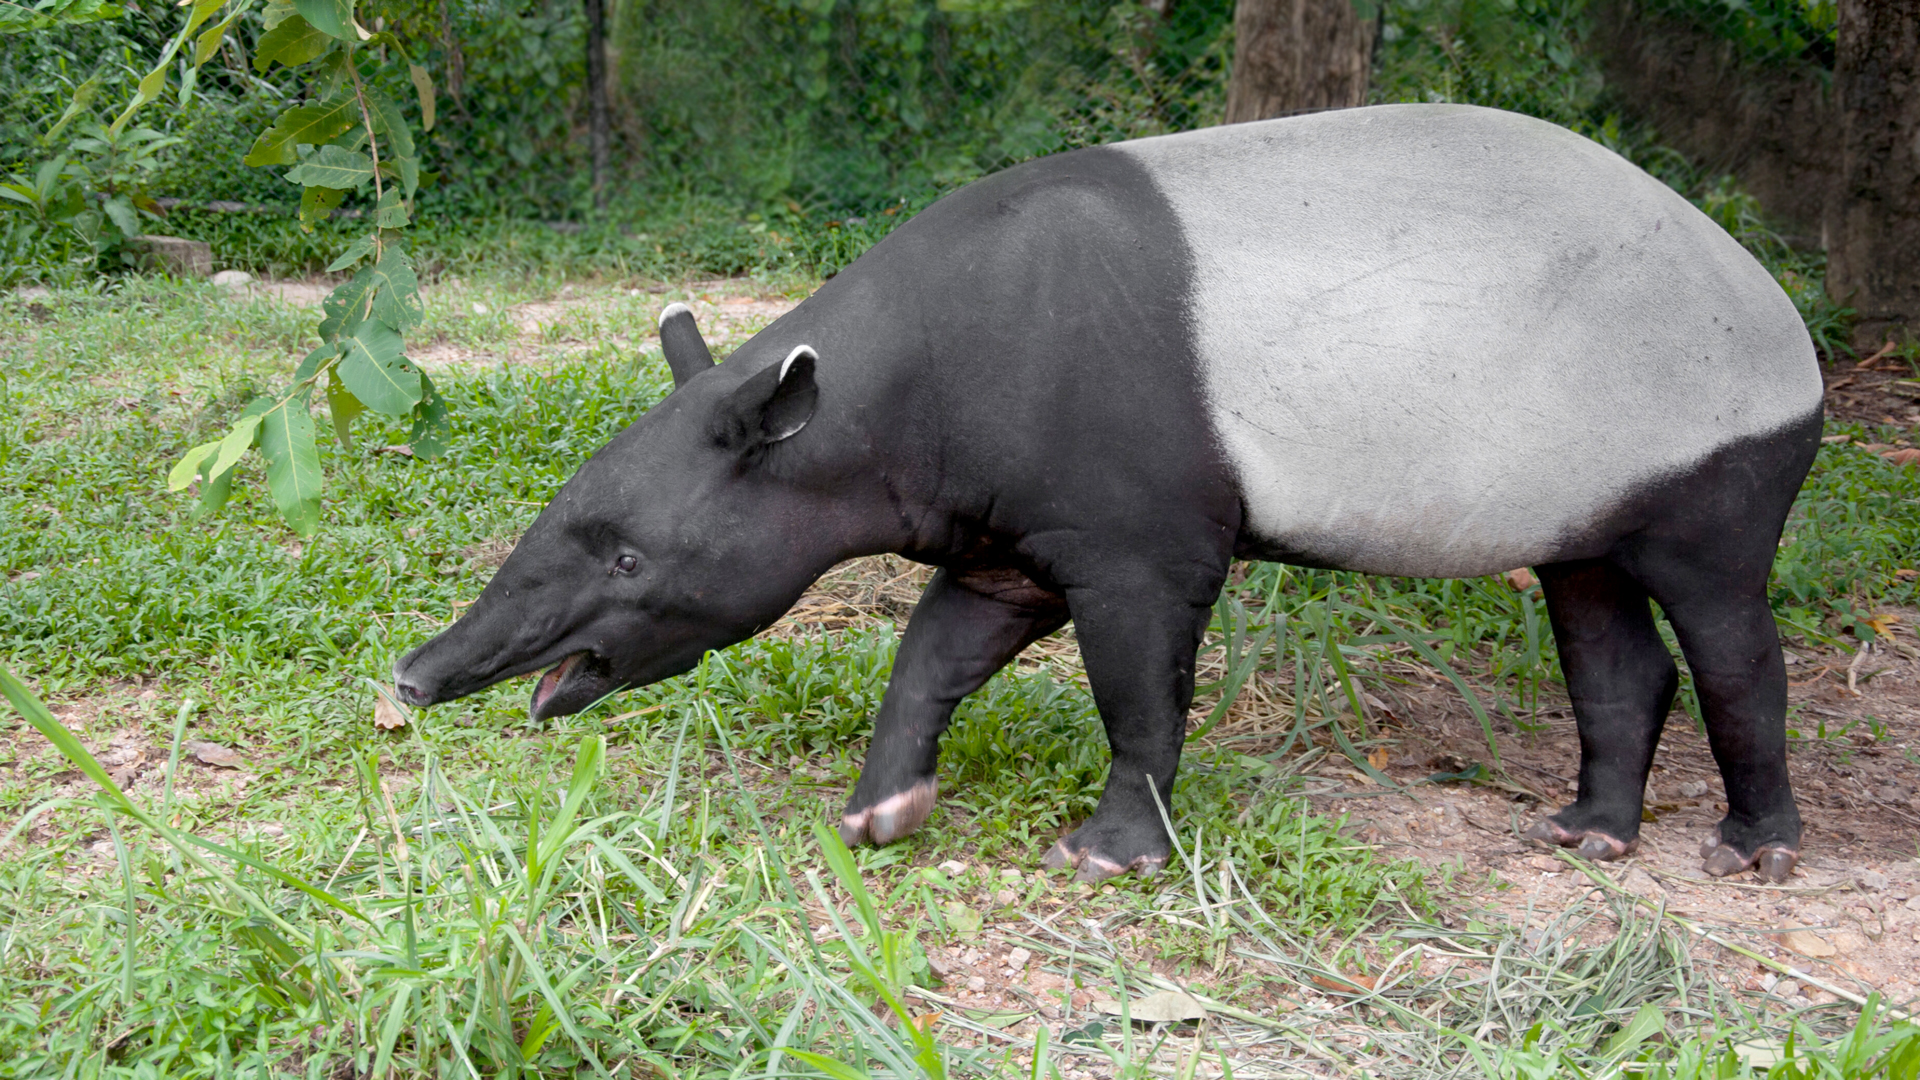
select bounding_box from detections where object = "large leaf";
[299,184,346,227]
[337,320,420,415]
[408,63,434,132]
[364,87,414,161]
[252,13,330,72]
[373,187,409,228]
[244,96,356,166]
[325,232,377,273]
[257,394,322,535]
[292,0,355,40]
[406,371,450,458]
[194,9,244,65]
[368,247,422,330]
[318,264,375,340]
[285,145,372,189]
[326,371,364,450]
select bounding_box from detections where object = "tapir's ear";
[658,302,715,388]
[712,345,818,450]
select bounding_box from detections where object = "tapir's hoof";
[1523,818,1636,860]
[839,778,937,847]
[1698,830,1798,882]
[1040,830,1168,884]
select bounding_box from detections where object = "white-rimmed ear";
[711,345,819,449]
[659,302,715,388]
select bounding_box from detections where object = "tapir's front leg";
[1042,567,1217,882]
[840,566,1068,846]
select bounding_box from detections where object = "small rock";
[938,859,967,875]
[1859,870,1890,892]
[471,302,489,315]
[993,888,1018,906]
[210,269,253,288]
[965,976,987,993]
[1906,894,1920,912]
[185,740,244,768]
[14,285,49,301]
[1527,854,1561,872]
[1622,868,1663,897]
[1773,979,1801,998]
[1679,780,1710,798]
[1780,930,1836,958]
[137,689,158,701]
[125,235,212,277]
[10,571,42,583]
[999,868,1023,882]
[1007,947,1032,967]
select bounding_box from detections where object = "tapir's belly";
[1117,106,1822,578]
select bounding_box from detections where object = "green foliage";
[1642,0,1837,68]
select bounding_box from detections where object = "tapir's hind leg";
[840,567,1068,847]
[1526,560,1679,859]
[1622,551,1801,883]
[1596,417,1817,883]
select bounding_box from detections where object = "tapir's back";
[1114,105,1822,578]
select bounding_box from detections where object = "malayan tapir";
[394,104,1823,884]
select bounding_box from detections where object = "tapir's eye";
[612,554,638,575]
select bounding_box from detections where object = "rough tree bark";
[584,0,611,211]
[1826,0,1920,350]
[1224,0,1376,122]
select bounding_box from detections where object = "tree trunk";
[1224,0,1376,123]
[1826,0,1920,350]
[584,0,611,211]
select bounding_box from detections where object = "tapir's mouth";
[528,651,617,721]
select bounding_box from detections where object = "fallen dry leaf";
[1896,568,1919,581]
[1367,745,1390,770]
[1780,930,1837,958]
[1310,972,1378,995]
[375,444,415,457]
[1882,448,1920,468]
[1866,612,1902,638]
[1504,567,1536,591]
[372,686,409,730]
[185,740,244,769]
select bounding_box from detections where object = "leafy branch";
[161,0,444,535]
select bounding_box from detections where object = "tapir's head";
[391,304,840,720]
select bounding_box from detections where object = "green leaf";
[337,320,420,415]
[257,394,322,535]
[204,412,265,485]
[408,63,434,132]
[44,73,102,140]
[299,184,346,228]
[182,0,225,37]
[326,371,363,450]
[136,66,165,104]
[318,264,375,340]
[325,233,377,273]
[102,195,139,239]
[1602,1003,1665,1059]
[406,371,449,457]
[253,13,331,71]
[261,0,296,29]
[285,145,372,189]
[364,87,414,161]
[167,440,221,492]
[244,96,356,166]
[372,188,409,228]
[367,248,421,330]
[194,10,245,65]
[193,462,233,517]
[291,0,354,40]
[293,342,339,381]
[306,47,350,99]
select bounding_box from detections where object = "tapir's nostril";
[393,679,433,707]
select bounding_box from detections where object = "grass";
[1,271,1916,1076]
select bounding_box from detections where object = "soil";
[1822,346,1920,428]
